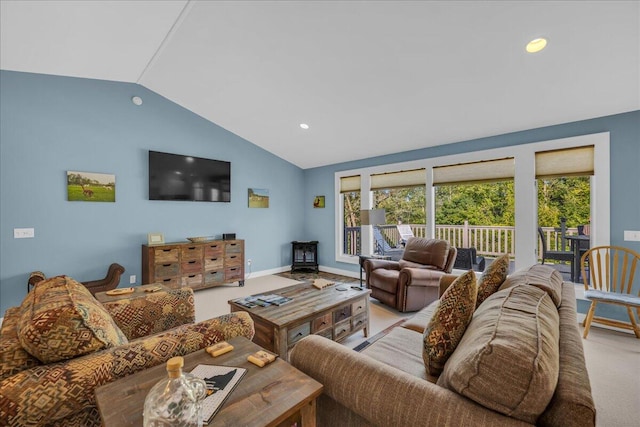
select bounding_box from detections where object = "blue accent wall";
[0,70,304,313]
[2,69,638,323]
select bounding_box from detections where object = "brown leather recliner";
[364,238,457,312]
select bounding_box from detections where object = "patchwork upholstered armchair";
[0,275,254,427]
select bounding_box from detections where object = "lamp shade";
[361,209,386,225]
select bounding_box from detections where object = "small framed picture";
[147,232,165,245]
[313,195,325,208]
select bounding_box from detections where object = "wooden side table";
[95,336,322,427]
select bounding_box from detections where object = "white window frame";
[335,132,610,268]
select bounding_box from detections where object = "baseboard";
[318,265,360,279]
[0,317,3,327]
[244,266,290,280]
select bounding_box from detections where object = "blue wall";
[2,69,638,322]
[303,110,640,319]
[0,71,305,314]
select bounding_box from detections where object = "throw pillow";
[437,285,560,424]
[18,275,128,363]
[422,270,477,381]
[476,253,510,308]
[499,264,564,307]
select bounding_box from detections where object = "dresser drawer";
[351,312,367,331]
[333,305,352,323]
[154,248,179,263]
[156,277,180,288]
[288,322,311,346]
[204,270,224,285]
[315,328,333,339]
[352,298,367,316]
[225,241,243,254]
[333,319,352,341]
[204,257,224,271]
[182,273,203,287]
[181,245,203,261]
[155,263,179,278]
[204,242,224,257]
[312,312,333,333]
[181,259,202,274]
[225,253,242,267]
[225,267,243,281]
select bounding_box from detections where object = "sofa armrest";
[364,259,400,274]
[290,335,529,427]
[0,312,254,427]
[399,267,448,288]
[101,287,196,340]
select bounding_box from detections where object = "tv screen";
[149,150,231,202]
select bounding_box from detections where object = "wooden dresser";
[142,239,244,290]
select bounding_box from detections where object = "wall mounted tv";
[149,150,231,202]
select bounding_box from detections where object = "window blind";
[340,175,361,193]
[433,158,515,185]
[535,145,594,178]
[370,168,426,190]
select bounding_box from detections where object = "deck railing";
[344,222,578,260]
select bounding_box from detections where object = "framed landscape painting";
[248,188,269,208]
[67,171,116,202]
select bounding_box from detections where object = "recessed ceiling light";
[131,96,143,106]
[300,123,309,130]
[526,38,547,53]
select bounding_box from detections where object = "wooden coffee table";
[94,336,322,426]
[229,282,371,361]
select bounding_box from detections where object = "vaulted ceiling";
[1,1,638,168]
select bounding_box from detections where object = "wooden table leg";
[300,398,317,427]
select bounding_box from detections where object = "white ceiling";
[2,1,639,169]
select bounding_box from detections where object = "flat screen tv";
[149,150,231,202]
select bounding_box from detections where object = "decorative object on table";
[143,356,207,427]
[206,341,234,357]
[186,236,212,243]
[312,278,335,289]
[147,232,165,245]
[222,233,236,240]
[248,350,277,367]
[105,287,135,296]
[313,195,325,208]
[67,171,116,202]
[189,364,247,423]
[248,188,269,208]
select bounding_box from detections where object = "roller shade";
[535,145,594,178]
[340,175,361,193]
[433,158,515,185]
[371,168,426,190]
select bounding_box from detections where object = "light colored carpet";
[194,274,639,426]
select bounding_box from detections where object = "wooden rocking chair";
[581,246,640,339]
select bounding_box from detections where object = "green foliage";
[342,176,589,228]
[67,185,115,202]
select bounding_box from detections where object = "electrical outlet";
[129,275,136,284]
[247,259,252,266]
[14,228,35,239]
[624,230,640,241]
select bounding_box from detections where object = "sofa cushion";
[362,326,428,380]
[437,284,560,424]
[476,253,510,308]
[402,300,438,334]
[499,264,564,307]
[422,270,476,380]
[18,275,128,363]
[0,307,42,381]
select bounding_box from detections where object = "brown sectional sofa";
[0,276,255,427]
[291,265,596,426]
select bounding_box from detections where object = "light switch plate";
[623,230,640,241]
[14,228,35,238]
